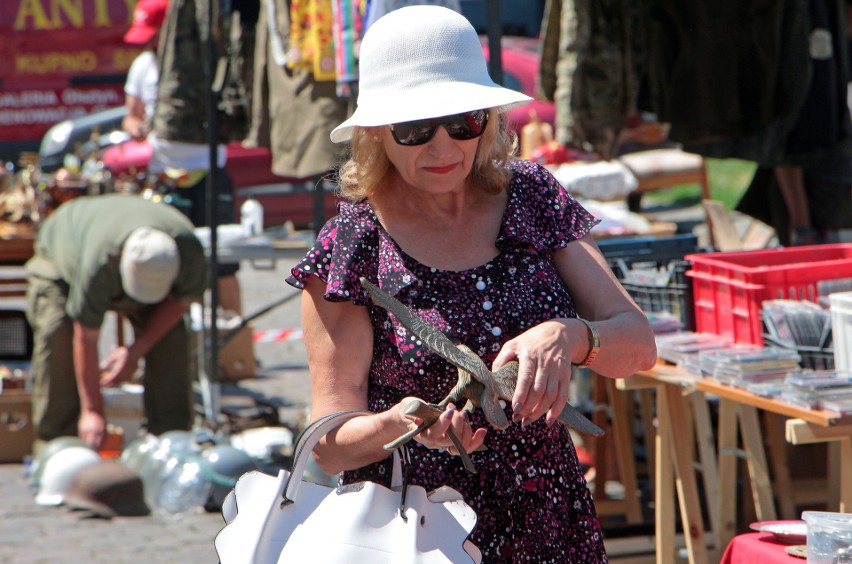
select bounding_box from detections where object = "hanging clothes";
[571,0,643,159]
[153,0,250,144]
[331,0,364,98]
[244,0,350,178]
[538,0,579,147]
[667,0,852,166]
[363,0,461,30]
[735,0,852,244]
[644,0,792,146]
[781,0,852,163]
[538,0,643,159]
[287,0,337,81]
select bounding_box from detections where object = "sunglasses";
[389,110,489,146]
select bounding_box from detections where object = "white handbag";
[215,410,481,564]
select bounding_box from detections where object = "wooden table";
[617,362,852,564]
[0,236,34,265]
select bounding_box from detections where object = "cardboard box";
[0,390,34,463]
[192,322,256,381]
[218,324,256,380]
[190,306,256,381]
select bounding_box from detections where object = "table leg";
[764,412,796,519]
[605,378,643,524]
[640,388,656,479]
[662,384,709,564]
[716,398,739,548]
[737,404,777,521]
[656,385,676,564]
[690,391,719,548]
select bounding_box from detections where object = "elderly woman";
[286,6,657,562]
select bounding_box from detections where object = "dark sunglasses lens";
[391,120,435,145]
[445,110,488,140]
[391,110,488,146]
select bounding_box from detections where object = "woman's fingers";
[412,403,487,453]
[510,352,573,426]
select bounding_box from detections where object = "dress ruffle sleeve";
[286,201,419,305]
[499,160,601,254]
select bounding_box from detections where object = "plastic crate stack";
[597,233,702,333]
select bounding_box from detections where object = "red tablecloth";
[720,532,804,563]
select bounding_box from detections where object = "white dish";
[749,520,808,545]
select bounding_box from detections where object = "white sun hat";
[330,5,533,143]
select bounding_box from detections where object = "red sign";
[0,0,137,144]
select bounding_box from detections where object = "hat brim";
[65,493,151,519]
[330,82,533,143]
[124,26,157,45]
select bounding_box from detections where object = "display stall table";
[618,362,852,564]
[694,377,851,549]
[719,532,803,564]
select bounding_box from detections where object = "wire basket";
[598,234,701,331]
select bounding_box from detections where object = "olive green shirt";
[26,194,207,328]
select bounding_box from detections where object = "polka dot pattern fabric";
[288,160,607,562]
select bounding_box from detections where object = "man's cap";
[120,226,180,304]
[124,0,168,45]
[64,461,150,519]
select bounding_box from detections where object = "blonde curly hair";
[335,109,518,201]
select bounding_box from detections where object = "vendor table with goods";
[588,240,852,563]
[617,360,851,564]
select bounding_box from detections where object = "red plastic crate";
[684,244,852,345]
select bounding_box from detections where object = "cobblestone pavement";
[0,255,311,564]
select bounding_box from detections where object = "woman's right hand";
[392,398,488,456]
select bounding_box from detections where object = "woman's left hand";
[492,319,585,427]
[410,402,488,455]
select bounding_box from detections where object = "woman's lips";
[423,163,457,174]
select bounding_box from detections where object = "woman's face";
[379,121,481,195]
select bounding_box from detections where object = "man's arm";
[72,322,106,448]
[99,296,190,388]
[122,94,149,140]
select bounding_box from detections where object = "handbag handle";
[284,410,409,505]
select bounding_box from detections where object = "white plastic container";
[830,291,852,373]
[240,195,264,237]
[802,511,852,563]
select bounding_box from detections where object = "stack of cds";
[699,347,801,390]
[645,312,683,334]
[655,332,731,373]
[779,370,852,415]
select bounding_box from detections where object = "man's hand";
[99,346,138,387]
[78,409,107,450]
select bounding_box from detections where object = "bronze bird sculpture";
[359,277,604,473]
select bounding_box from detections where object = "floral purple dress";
[287,160,608,563]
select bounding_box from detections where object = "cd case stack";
[762,299,834,369]
[698,347,801,390]
[779,370,852,416]
[655,331,731,374]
